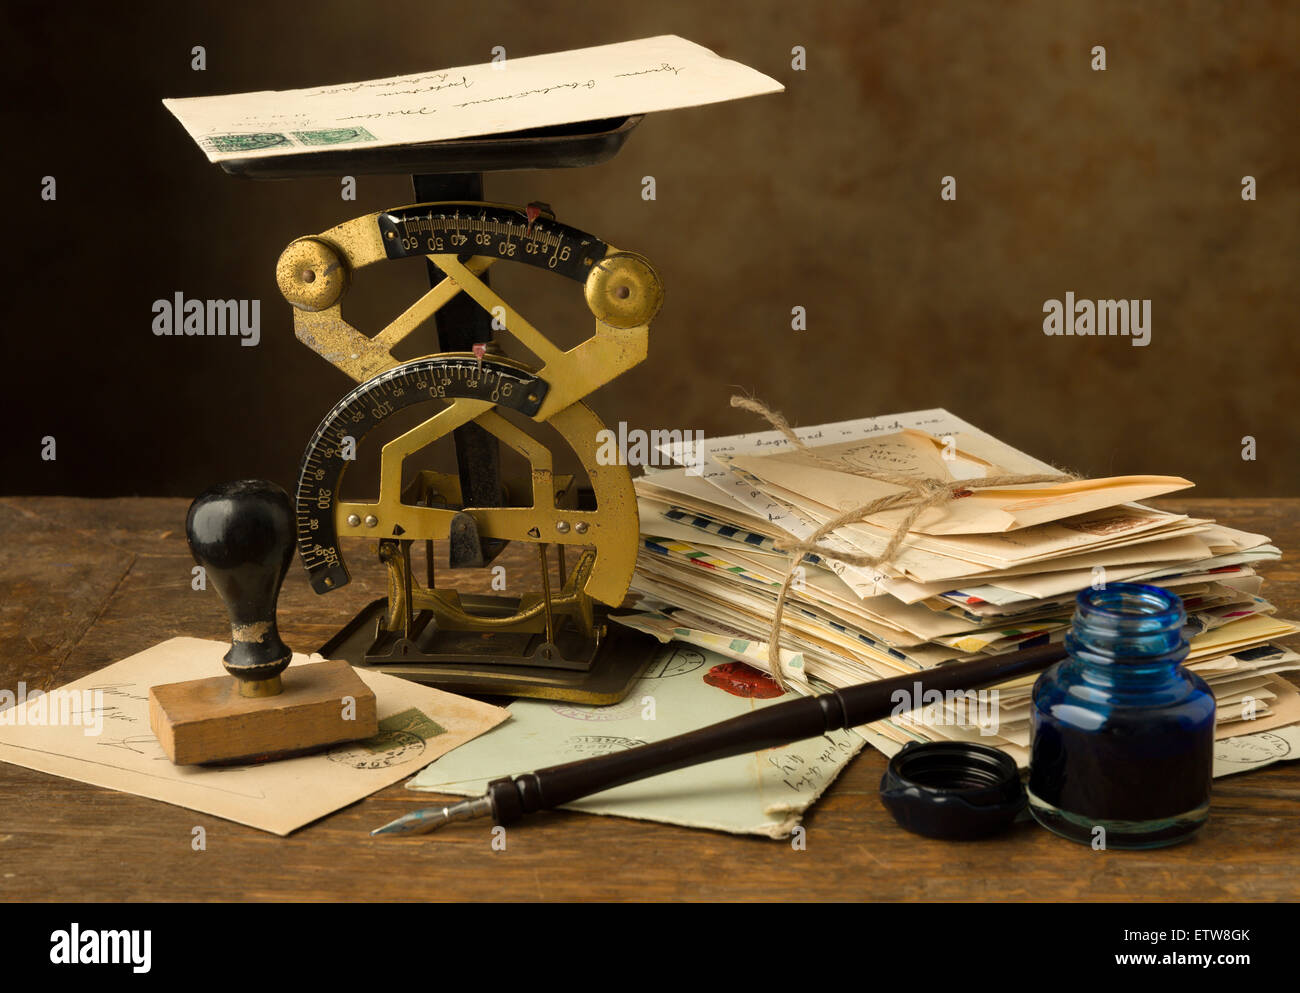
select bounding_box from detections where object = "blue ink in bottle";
[1028,583,1215,849]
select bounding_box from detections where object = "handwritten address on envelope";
[163,35,783,162]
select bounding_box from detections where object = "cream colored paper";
[661,409,1060,597]
[164,36,783,163]
[637,409,1300,776]
[1214,723,1300,777]
[409,643,862,838]
[0,638,508,835]
[728,432,1192,536]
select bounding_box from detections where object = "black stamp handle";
[186,479,295,686]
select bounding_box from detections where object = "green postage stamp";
[201,127,376,154]
[376,707,446,744]
[202,132,293,153]
[291,126,377,146]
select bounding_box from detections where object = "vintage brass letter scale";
[223,118,663,703]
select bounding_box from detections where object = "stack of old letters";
[617,409,1300,769]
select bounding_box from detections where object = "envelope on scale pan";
[164,36,784,164]
[725,429,1193,536]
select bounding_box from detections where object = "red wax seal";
[703,662,785,699]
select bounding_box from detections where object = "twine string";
[727,396,1076,690]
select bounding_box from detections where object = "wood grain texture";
[0,496,1297,902]
[149,659,378,765]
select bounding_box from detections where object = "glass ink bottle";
[1028,583,1215,849]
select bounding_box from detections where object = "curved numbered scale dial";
[297,355,549,593]
[377,204,608,281]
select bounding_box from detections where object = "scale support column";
[411,172,503,565]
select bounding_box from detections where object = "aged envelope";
[1214,723,1300,777]
[0,637,508,835]
[729,431,1192,536]
[164,35,783,163]
[409,643,863,838]
[656,409,1060,598]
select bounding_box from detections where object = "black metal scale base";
[320,597,654,704]
[228,116,662,704]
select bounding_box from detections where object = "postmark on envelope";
[202,132,293,153]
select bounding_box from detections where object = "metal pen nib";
[370,795,494,836]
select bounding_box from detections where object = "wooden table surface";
[2,496,1297,902]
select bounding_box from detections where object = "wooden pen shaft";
[485,642,1067,823]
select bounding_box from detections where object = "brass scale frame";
[277,201,663,701]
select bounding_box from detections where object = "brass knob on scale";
[149,480,379,765]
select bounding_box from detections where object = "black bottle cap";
[879,741,1026,840]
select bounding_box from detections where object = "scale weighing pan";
[218,115,643,179]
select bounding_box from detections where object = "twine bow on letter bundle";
[727,396,1077,691]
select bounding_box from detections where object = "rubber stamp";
[149,479,378,764]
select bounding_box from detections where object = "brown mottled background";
[1,0,1296,499]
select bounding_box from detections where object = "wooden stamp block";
[149,658,378,765]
